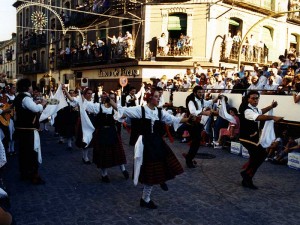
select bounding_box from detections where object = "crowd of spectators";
[146,54,300,165]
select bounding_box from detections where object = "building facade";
[12,0,300,91]
[0,33,17,85]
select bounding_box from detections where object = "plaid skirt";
[138,133,184,185]
[93,125,127,168]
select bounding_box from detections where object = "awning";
[168,15,187,30]
[229,19,239,26]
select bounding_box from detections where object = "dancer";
[115,89,192,209]
[184,86,212,168]
[239,90,283,189]
[83,91,129,183]
[64,87,95,164]
[14,79,47,184]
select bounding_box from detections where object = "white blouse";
[118,105,182,132]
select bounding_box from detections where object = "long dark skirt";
[15,129,39,179]
[139,133,184,185]
[93,126,126,168]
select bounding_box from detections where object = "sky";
[0,0,17,41]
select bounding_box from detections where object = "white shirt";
[244,104,262,121]
[117,105,181,132]
[22,92,43,113]
[85,102,114,115]
[188,97,204,116]
[264,83,279,91]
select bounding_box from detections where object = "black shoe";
[66,146,73,151]
[122,170,129,180]
[160,183,168,191]
[140,198,158,209]
[242,179,258,189]
[186,159,196,168]
[101,175,110,183]
[31,177,46,185]
[82,158,91,165]
[58,140,63,144]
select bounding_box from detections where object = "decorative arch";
[16,2,65,33]
[64,26,86,42]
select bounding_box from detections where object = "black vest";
[95,104,115,128]
[239,106,260,143]
[126,95,136,107]
[14,93,40,129]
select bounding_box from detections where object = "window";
[262,26,273,50]
[99,27,107,39]
[122,19,132,37]
[168,13,187,39]
[290,34,298,53]
[228,17,243,37]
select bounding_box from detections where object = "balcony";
[56,43,136,69]
[287,13,300,24]
[223,0,276,15]
[155,37,192,60]
[19,63,46,75]
[21,34,47,52]
[220,41,270,65]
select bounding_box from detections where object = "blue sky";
[0,0,17,41]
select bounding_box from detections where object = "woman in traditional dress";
[115,89,192,209]
[83,91,129,183]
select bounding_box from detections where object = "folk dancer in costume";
[0,84,16,156]
[239,90,283,189]
[183,86,212,168]
[65,89,80,150]
[115,89,193,209]
[64,88,96,164]
[83,91,129,183]
[14,79,47,185]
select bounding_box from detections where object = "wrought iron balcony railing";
[220,41,269,64]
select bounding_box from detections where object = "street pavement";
[2,127,300,225]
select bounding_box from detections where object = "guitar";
[0,103,13,126]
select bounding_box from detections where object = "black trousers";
[241,142,267,178]
[186,123,203,161]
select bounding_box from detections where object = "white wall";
[170,91,300,122]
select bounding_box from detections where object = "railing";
[156,38,192,57]
[19,63,46,74]
[220,41,269,64]
[55,43,135,68]
[21,35,47,51]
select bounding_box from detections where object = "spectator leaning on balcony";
[224,32,233,59]
[247,34,256,61]
[158,33,168,56]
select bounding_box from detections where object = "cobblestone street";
[3,128,300,225]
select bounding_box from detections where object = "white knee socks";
[82,149,89,161]
[142,185,153,203]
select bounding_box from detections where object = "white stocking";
[142,185,153,203]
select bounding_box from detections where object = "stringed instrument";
[0,103,14,127]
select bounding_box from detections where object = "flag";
[218,97,236,124]
[39,84,68,122]
[78,95,95,147]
